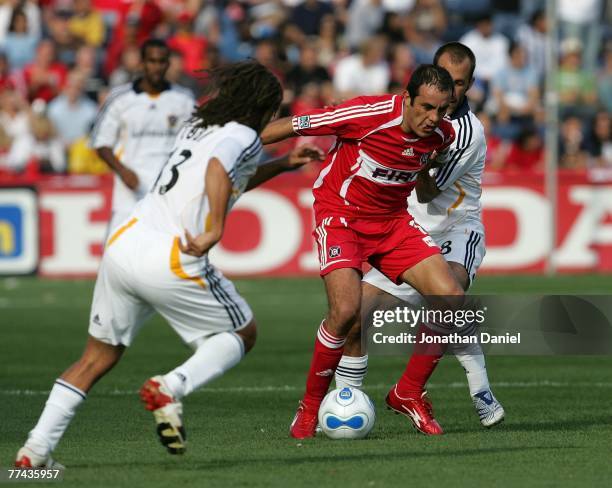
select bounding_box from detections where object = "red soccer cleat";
[289,401,318,439]
[386,385,444,435]
[139,376,175,411]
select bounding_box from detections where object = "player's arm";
[179,158,231,257]
[260,117,296,144]
[95,147,139,190]
[245,144,323,191]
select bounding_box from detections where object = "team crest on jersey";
[297,116,311,129]
[329,246,341,258]
[402,147,414,157]
[168,115,178,128]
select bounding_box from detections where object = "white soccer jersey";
[134,121,263,237]
[90,80,195,216]
[407,101,486,235]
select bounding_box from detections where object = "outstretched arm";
[246,144,323,191]
[260,117,297,144]
[179,157,231,257]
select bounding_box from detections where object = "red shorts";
[313,214,440,284]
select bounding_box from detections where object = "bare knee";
[62,337,124,391]
[236,320,257,354]
[327,301,360,335]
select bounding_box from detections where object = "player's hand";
[179,229,222,257]
[419,150,443,175]
[119,167,140,191]
[285,143,324,170]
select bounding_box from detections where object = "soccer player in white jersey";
[91,39,195,236]
[334,43,505,429]
[15,61,322,468]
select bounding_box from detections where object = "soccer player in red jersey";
[262,65,464,438]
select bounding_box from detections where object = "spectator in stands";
[0,0,41,45]
[402,0,447,64]
[558,0,602,72]
[73,45,105,101]
[253,38,285,82]
[290,0,334,38]
[7,104,66,174]
[477,110,506,169]
[559,115,589,169]
[515,8,546,83]
[109,45,141,88]
[389,43,416,88]
[68,124,109,175]
[345,0,385,50]
[502,125,545,171]
[166,49,200,95]
[333,35,389,99]
[285,41,332,105]
[491,41,541,140]
[2,8,38,70]
[557,37,598,119]
[316,14,343,67]
[22,39,68,103]
[167,11,207,75]
[0,87,30,144]
[47,71,98,148]
[460,12,509,94]
[47,8,78,67]
[68,0,105,48]
[583,111,612,167]
[597,41,612,113]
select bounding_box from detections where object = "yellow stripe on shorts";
[170,237,207,289]
[106,217,138,248]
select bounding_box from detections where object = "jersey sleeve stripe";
[436,115,473,187]
[307,99,394,123]
[308,106,396,129]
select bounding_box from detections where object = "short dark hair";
[140,38,169,59]
[433,42,476,80]
[406,64,454,104]
[193,61,282,133]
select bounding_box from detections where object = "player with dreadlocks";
[15,61,322,467]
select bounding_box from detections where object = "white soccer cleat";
[140,376,186,454]
[15,446,64,469]
[472,389,505,427]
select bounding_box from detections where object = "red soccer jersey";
[292,94,455,219]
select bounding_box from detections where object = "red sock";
[302,321,346,411]
[396,324,447,398]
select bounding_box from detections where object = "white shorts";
[363,226,485,298]
[89,219,253,347]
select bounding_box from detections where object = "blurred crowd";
[0,0,610,178]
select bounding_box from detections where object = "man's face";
[436,52,473,114]
[403,84,452,137]
[142,47,169,86]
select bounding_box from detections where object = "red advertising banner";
[1,169,612,276]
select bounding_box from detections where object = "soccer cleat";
[15,446,64,469]
[472,389,505,428]
[385,386,444,435]
[140,376,186,455]
[289,401,318,439]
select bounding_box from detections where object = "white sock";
[451,342,491,397]
[26,379,87,456]
[335,355,368,389]
[162,332,245,399]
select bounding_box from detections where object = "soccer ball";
[318,387,376,439]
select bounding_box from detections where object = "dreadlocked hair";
[193,61,282,133]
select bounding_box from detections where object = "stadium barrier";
[1,169,611,276]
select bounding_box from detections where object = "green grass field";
[1,275,611,487]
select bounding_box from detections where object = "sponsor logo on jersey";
[402,147,414,157]
[371,167,418,183]
[329,245,341,258]
[297,116,311,129]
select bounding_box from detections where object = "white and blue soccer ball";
[318,387,376,439]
